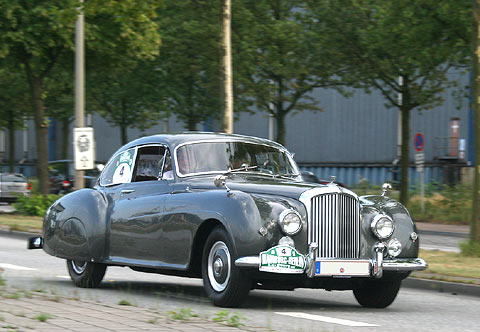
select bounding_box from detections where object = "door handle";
[121,189,135,194]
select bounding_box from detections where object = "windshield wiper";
[224,165,258,175]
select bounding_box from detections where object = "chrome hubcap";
[207,241,231,292]
[71,260,87,274]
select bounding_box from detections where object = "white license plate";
[315,260,371,276]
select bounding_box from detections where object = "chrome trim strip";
[235,256,260,268]
[383,258,428,271]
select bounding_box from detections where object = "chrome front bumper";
[235,242,428,278]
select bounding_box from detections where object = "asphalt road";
[0,234,478,332]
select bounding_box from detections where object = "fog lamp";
[387,238,402,257]
[279,236,295,248]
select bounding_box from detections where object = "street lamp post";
[74,0,85,189]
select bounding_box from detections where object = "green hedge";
[13,194,62,217]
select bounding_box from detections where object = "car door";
[103,145,173,265]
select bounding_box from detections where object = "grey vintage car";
[30,132,427,308]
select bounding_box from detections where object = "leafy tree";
[155,0,222,130]
[305,0,471,204]
[0,66,31,171]
[87,61,165,145]
[231,1,344,145]
[0,0,162,194]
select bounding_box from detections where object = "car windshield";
[175,141,299,177]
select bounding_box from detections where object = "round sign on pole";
[414,132,424,152]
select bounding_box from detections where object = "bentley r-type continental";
[29,133,427,308]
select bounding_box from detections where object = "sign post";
[414,132,425,213]
[74,127,95,171]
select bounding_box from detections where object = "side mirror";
[96,164,105,172]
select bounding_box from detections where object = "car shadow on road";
[46,278,358,310]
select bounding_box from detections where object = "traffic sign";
[74,127,95,170]
[414,132,424,152]
[415,152,424,173]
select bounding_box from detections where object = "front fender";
[43,189,108,262]
[360,195,419,258]
[189,190,307,259]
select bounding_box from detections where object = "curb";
[417,229,468,238]
[0,228,39,240]
[403,277,480,298]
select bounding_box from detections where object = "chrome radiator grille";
[309,193,360,258]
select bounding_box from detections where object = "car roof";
[113,132,286,156]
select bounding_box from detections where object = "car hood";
[184,175,328,200]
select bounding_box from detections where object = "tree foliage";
[231,1,345,145]
[154,0,223,130]
[0,0,162,194]
[0,67,31,171]
[305,0,471,204]
[87,60,165,145]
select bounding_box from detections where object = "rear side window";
[99,148,136,186]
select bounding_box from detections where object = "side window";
[133,145,166,182]
[99,148,136,186]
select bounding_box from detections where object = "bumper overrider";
[235,242,428,278]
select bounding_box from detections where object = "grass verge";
[0,215,42,233]
[411,249,480,285]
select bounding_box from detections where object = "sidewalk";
[0,289,260,332]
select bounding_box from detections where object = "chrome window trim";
[172,139,300,178]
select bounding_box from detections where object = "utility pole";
[221,0,233,133]
[74,0,85,189]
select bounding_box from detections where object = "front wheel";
[353,280,401,308]
[201,227,250,307]
[66,259,107,288]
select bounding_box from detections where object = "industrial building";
[0,70,471,187]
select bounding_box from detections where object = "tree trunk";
[61,118,70,160]
[276,110,286,146]
[187,115,197,131]
[8,111,15,172]
[30,77,49,195]
[120,125,127,145]
[471,0,480,243]
[399,106,411,205]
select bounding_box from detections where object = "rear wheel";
[201,227,250,307]
[66,259,107,288]
[353,280,401,308]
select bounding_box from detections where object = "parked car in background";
[0,173,31,202]
[49,160,102,194]
[30,133,427,308]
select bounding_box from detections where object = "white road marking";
[57,276,70,279]
[0,263,37,271]
[275,312,379,327]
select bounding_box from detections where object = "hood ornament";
[381,183,392,196]
[329,176,336,185]
[214,175,231,193]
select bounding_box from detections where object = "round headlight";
[371,214,395,239]
[278,209,302,235]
